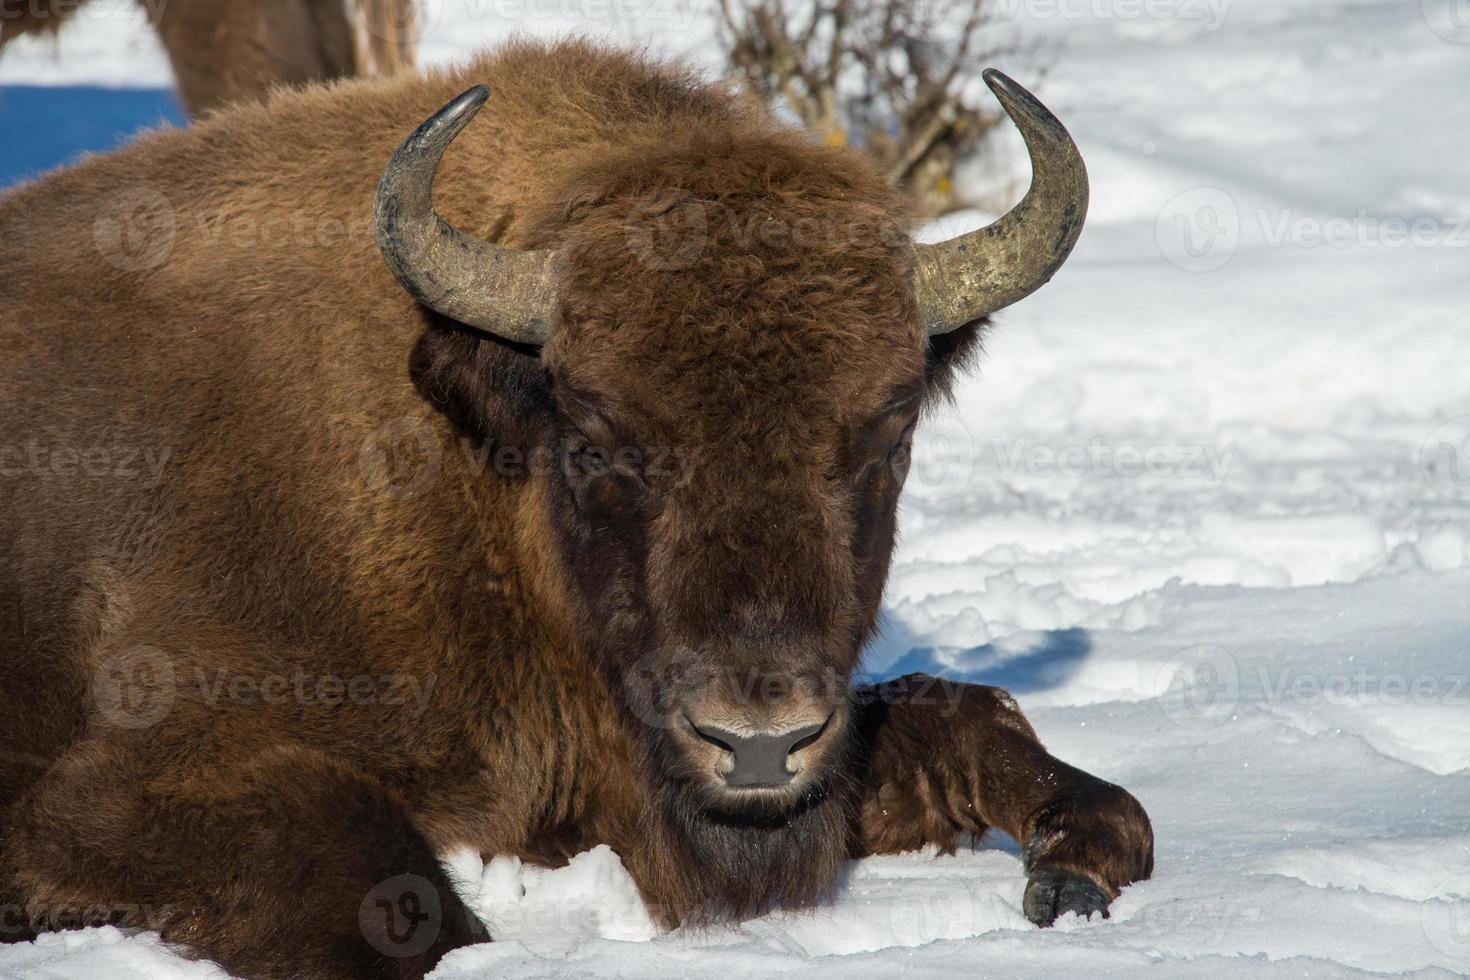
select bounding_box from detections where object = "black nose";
[689,717,830,787]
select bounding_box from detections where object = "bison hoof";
[1022,869,1111,927]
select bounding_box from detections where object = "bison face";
[540,343,929,822]
[402,134,994,827]
[541,400,925,822]
[519,156,962,824]
[384,75,1085,829]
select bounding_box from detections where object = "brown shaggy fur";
[0,0,412,115]
[0,40,1152,978]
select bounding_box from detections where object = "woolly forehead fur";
[528,113,929,452]
[427,39,942,451]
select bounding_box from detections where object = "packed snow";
[2,0,1468,977]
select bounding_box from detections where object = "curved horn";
[374,85,561,345]
[915,69,1089,336]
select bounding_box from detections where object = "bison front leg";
[150,0,359,115]
[1,740,487,978]
[851,674,1153,926]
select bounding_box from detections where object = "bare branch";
[716,0,1025,217]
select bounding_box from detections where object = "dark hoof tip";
[1023,868,1112,927]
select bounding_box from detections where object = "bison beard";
[639,744,856,927]
[0,38,1152,980]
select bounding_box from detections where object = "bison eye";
[869,438,912,488]
[871,420,917,479]
[854,431,915,491]
[887,435,912,471]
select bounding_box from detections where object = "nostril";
[688,718,735,754]
[784,715,831,757]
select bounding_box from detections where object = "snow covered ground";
[3,0,1469,977]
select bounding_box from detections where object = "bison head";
[373,69,1085,910]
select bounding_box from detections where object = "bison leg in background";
[850,674,1154,926]
[150,0,359,115]
[0,738,487,978]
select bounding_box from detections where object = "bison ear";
[923,317,990,405]
[409,315,554,451]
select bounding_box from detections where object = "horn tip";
[981,68,1028,106]
[450,84,491,115]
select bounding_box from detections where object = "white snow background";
[2,0,1469,976]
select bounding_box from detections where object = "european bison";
[0,40,1153,980]
[0,0,414,115]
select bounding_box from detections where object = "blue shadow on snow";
[871,624,1092,696]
